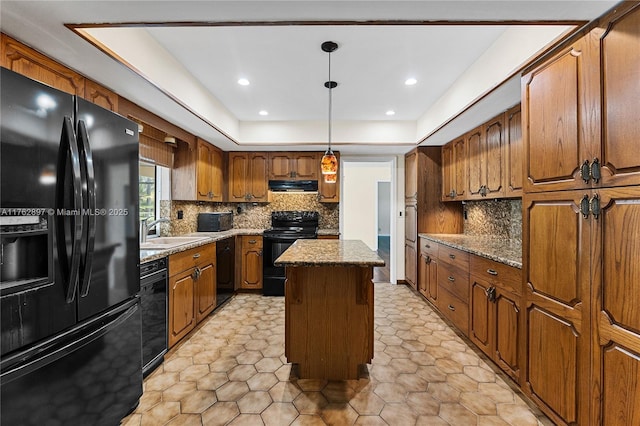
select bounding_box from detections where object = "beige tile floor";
[122,283,552,426]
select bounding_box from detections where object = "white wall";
[342,162,392,250]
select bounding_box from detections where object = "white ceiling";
[0,1,619,155]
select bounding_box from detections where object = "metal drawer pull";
[448,305,455,311]
[449,254,455,259]
[486,269,498,276]
[249,239,257,244]
[425,244,431,249]
[447,276,455,282]
[193,253,201,259]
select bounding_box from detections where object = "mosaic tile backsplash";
[159,193,339,236]
[463,198,522,243]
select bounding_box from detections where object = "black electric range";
[262,211,319,296]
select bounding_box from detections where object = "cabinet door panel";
[242,241,263,289]
[525,193,588,305]
[470,278,492,356]
[404,242,417,290]
[249,153,269,201]
[484,117,504,197]
[495,290,520,382]
[404,204,417,244]
[210,147,224,201]
[467,128,483,198]
[294,153,318,180]
[405,150,418,201]
[452,138,467,199]
[599,7,640,188]
[228,153,248,201]
[197,141,212,200]
[522,46,582,191]
[441,143,454,200]
[195,263,216,323]
[2,34,85,96]
[505,105,523,196]
[599,192,640,333]
[269,153,292,180]
[601,345,640,426]
[84,80,118,112]
[527,306,580,425]
[168,273,195,348]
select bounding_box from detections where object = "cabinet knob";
[447,276,455,282]
[449,254,456,260]
[448,305,456,311]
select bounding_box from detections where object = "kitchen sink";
[140,236,210,250]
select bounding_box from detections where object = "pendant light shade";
[321,41,338,182]
[323,172,337,183]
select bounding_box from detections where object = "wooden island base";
[284,265,374,380]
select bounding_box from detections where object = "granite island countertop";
[275,239,385,267]
[419,233,522,269]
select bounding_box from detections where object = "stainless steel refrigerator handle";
[77,120,96,297]
[55,117,84,303]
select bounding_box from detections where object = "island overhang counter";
[275,239,385,380]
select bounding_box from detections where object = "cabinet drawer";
[438,245,469,270]
[437,263,469,303]
[437,286,469,335]
[241,235,263,249]
[419,238,438,258]
[169,243,215,276]
[470,255,522,295]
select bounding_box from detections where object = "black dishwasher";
[140,257,168,377]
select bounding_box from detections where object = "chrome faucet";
[140,217,170,243]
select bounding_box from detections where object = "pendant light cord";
[327,50,332,150]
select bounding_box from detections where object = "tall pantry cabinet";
[521,4,640,425]
[404,147,463,290]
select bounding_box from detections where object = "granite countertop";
[140,229,264,263]
[274,239,385,267]
[419,233,522,269]
[317,228,340,236]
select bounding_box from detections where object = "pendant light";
[320,41,338,183]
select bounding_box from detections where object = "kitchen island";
[275,239,384,380]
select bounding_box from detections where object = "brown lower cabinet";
[168,243,216,348]
[469,256,522,384]
[237,236,263,289]
[418,236,523,384]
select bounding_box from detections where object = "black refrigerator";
[0,68,143,425]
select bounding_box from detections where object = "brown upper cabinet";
[228,152,269,202]
[467,114,505,199]
[173,138,224,202]
[442,105,519,201]
[269,152,318,180]
[504,105,523,197]
[2,34,120,113]
[441,136,467,201]
[522,6,640,193]
[2,34,85,96]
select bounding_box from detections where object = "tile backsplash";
[463,198,522,243]
[159,193,339,236]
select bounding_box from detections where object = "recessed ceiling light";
[386,110,396,116]
[259,110,269,116]
[238,78,250,86]
[405,78,417,86]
